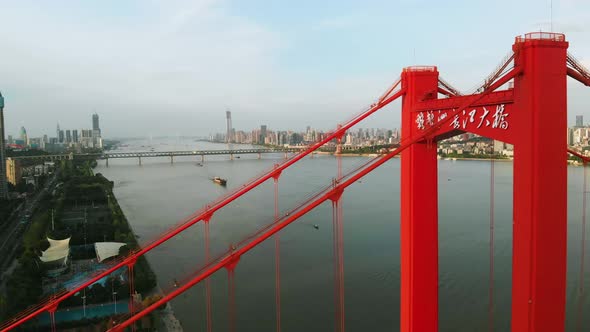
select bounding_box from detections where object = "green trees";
[4,252,43,316]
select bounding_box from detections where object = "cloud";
[0,1,285,136]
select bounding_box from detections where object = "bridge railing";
[516,32,565,42]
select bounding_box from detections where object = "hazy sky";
[1,0,590,138]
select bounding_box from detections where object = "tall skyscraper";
[20,126,28,146]
[92,113,100,135]
[226,110,233,143]
[65,130,72,143]
[576,115,584,127]
[73,129,79,143]
[59,130,64,143]
[260,125,267,144]
[0,92,8,199]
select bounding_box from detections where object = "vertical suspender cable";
[204,219,212,332]
[488,146,495,332]
[127,263,136,332]
[49,310,56,332]
[332,197,340,330]
[274,175,282,332]
[337,198,345,332]
[331,139,345,332]
[228,268,236,332]
[576,162,588,332]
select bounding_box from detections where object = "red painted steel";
[510,35,568,332]
[400,66,440,332]
[567,68,590,86]
[414,89,514,112]
[568,148,590,163]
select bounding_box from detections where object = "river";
[94,138,590,331]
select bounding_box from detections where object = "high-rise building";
[0,92,8,198]
[260,125,267,144]
[92,113,100,134]
[73,130,78,143]
[576,115,584,127]
[567,127,574,145]
[20,126,28,146]
[59,130,64,143]
[226,110,233,143]
[65,130,72,143]
[6,158,22,186]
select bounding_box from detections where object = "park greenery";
[1,159,156,329]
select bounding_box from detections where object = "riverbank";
[315,150,515,161]
[0,159,182,331]
[100,166,183,331]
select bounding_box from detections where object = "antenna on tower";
[550,0,553,32]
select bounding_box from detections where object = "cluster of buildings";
[0,91,104,199]
[567,115,590,148]
[214,112,590,159]
[437,134,515,157]
[7,113,103,153]
[213,112,401,147]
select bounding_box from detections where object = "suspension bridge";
[2,31,590,332]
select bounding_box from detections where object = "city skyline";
[1,1,590,137]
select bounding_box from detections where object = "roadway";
[0,172,59,282]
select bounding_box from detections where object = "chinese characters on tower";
[415,104,509,131]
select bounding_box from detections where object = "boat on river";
[213,177,227,186]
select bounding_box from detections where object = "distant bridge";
[10,148,309,165]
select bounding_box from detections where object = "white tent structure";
[40,237,70,276]
[94,242,126,263]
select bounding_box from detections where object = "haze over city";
[1,0,590,138]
